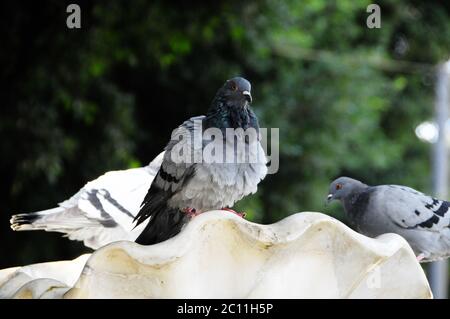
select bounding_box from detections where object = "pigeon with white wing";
[327,176,450,262]
[10,152,164,249]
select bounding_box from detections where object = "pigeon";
[10,152,165,249]
[327,176,450,262]
[133,77,268,245]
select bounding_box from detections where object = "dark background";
[0,0,449,291]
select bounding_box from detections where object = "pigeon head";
[218,77,252,105]
[327,177,367,203]
[205,77,258,130]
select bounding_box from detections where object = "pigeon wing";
[133,116,204,226]
[378,185,450,232]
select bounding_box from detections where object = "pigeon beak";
[326,194,333,205]
[242,90,252,103]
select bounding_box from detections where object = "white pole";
[429,61,450,299]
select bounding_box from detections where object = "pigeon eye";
[230,82,237,91]
[336,184,343,190]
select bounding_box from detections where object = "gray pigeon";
[327,176,450,262]
[133,77,268,245]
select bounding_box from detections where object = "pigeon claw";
[222,207,246,218]
[416,253,425,262]
[183,207,199,218]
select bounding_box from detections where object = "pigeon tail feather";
[134,203,188,245]
[10,207,66,231]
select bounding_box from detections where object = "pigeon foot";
[222,207,246,218]
[183,208,200,218]
[416,253,425,262]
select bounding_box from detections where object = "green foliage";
[1,0,449,269]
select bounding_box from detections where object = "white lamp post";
[415,61,450,299]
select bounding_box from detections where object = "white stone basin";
[0,211,432,299]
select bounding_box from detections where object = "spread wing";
[11,153,165,249]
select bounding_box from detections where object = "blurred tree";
[0,0,449,270]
